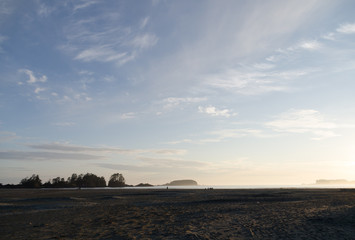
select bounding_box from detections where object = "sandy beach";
[0,188,354,239]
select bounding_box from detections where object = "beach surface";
[0,188,354,239]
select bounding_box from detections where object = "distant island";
[315,179,355,185]
[135,183,154,187]
[165,180,198,186]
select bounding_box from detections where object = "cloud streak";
[97,157,208,173]
[0,150,105,161]
[27,142,134,154]
[198,106,237,118]
[1,142,187,163]
[168,128,270,145]
[0,132,17,143]
[266,109,339,140]
[161,97,207,110]
[62,4,158,66]
[205,68,310,95]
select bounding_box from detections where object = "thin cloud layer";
[0,150,105,161]
[266,109,339,140]
[26,142,185,156]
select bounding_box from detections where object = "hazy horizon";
[1,0,355,185]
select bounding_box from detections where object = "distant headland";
[165,180,198,186]
[315,179,355,185]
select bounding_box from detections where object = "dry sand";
[0,188,354,239]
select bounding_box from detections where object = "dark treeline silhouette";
[43,173,107,188]
[0,173,126,188]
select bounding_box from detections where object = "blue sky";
[1,0,355,185]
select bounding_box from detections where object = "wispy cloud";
[161,97,207,110]
[35,80,94,105]
[168,128,270,145]
[204,129,270,143]
[37,2,54,17]
[97,157,208,173]
[34,87,46,94]
[130,33,158,49]
[0,132,17,143]
[52,122,76,127]
[266,39,322,63]
[208,20,355,96]
[253,63,275,70]
[73,0,100,12]
[167,139,194,145]
[299,40,321,50]
[0,0,15,22]
[266,109,339,140]
[139,17,150,29]
[74,46,131,63]
[322,32,335,41]
[141,157,207,169]
[27,142,136,154]
[62,3,158,66]
[152,149,186,155]
[0,150,105,161]
[0,142,187,165]
[198,106,237,118]
[205,68,309,95]
[19,69,47,84]
[17,69,52,101]
[336,23,355,34]
[0,35,7,53]
[120,112,136,120]
[97,157,250,177]
[26,142,185,157]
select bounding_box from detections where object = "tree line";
[0,173,127,188]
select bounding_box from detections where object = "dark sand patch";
[0,188,354,239]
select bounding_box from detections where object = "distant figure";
[167,186,168,190]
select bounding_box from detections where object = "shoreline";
[2,183,355,191]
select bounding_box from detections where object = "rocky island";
[165,179,198,186]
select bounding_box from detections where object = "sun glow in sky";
[1,0,355,185]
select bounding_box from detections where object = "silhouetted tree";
[80,173,106,187]
[67,173,78,187]
[108,173,125,187]
[20,174,42,188]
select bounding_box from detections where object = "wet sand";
[0,188,354,239]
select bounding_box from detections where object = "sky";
[1,0,355,185]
